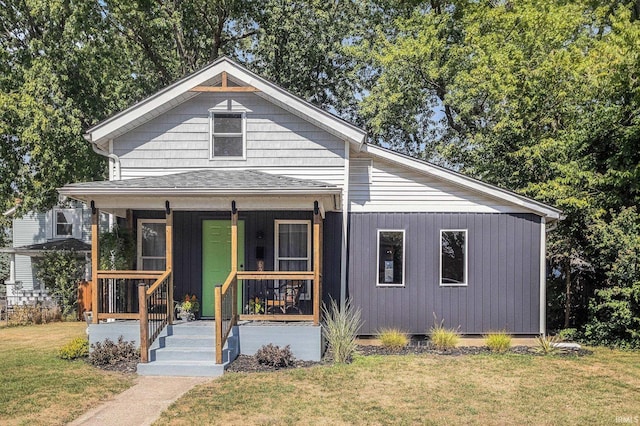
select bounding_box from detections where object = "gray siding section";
[137,210,342,305]
[348,212,541,335]
[114,92,346,175]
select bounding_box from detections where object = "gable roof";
[60,169,340,197]
[85,57,366,148]
[361,144,563,221]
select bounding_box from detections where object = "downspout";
[539,217,547,336]
[340,140,351,310]
[84,134,121,181]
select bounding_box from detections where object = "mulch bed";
[225,343,591,374]
[87,359,139,374]
[226,355,323,373]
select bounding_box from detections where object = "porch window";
[377,230,405,286]
[275,220,311,299]
[440,230,467,286]
[137,219,166,271]
[53,208,78,239]
[210,112,245,158]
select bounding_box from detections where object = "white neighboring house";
[1,200,92,306]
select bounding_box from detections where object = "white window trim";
[376,229,406,287]
[439,229,468,287]
[274,220,312,300]
[52,208,80,239]
[137,219,167,271]
[209,110,247,160]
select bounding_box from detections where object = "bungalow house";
[1,201,92,307]
[59,57,561,376]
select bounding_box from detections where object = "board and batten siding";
[349,151,533,213]
[348,212,541,335]
[136,210,342,311]
[114,92,346,186]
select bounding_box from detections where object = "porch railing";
[213,270,319,364]
[139,270,172,363]
[95,271,164,320]
[214,270,238,364]
[238,271,315,321]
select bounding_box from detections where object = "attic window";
[54,209,75,238]
[210,112,245,159]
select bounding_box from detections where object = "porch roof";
[0,238,91,256]
[59,169,341,197]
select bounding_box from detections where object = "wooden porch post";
[231,202,238,271]
[231,202,238,319]
[139,283,149,363]
[166,206,174,324]
[91,205,99,324]
[313,204,323,325]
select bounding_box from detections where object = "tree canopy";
[1,0,639,344]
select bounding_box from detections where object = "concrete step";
[151,347,215,362]
[138,322,238,377]
[169,322,216,336]
[136,360,225,377]
[159,335,215,348]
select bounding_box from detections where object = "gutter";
[84,134,121,180]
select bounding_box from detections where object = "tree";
[35,250,85,317]
[358,0,640,338]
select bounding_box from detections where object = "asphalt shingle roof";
[63,169,338,192]
[0,238,91,254]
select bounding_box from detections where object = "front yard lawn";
[157,348,640,425]
[0,322,134,425]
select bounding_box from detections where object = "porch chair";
[266,280,304,314]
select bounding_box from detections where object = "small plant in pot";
[177,294,199,321]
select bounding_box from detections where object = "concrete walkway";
[69,376,209,426]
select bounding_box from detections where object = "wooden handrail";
[220,270,238,294]
[236,271,315,280]
[97,270,164,279]
[146,270,172,296]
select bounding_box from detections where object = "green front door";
[202,220,245,318]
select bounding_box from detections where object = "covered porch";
[60,170,342,364]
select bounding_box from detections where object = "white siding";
[10,202,90,291]
[14,255,38,290]
[348,151,531,213]
[13,213,48,247]
[113,92,346,184]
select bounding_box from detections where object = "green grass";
[156,348,640,425]
[0,322,134,425]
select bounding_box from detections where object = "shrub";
[429,315,459,350]
[583,283,640,349]
[8,304,61,326]
[34,251,85,317]
[536,334,560,355]
[89,336,139,366]
[255,344,295,367]
[59,337,89,360]
[322,298,362,363]
[378,328,409,351]
[557,328,578,342]
[484,331,512,353]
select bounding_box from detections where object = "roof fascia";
[362,144,562,220]
[86,57,366,146]
[58,186,342,197]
